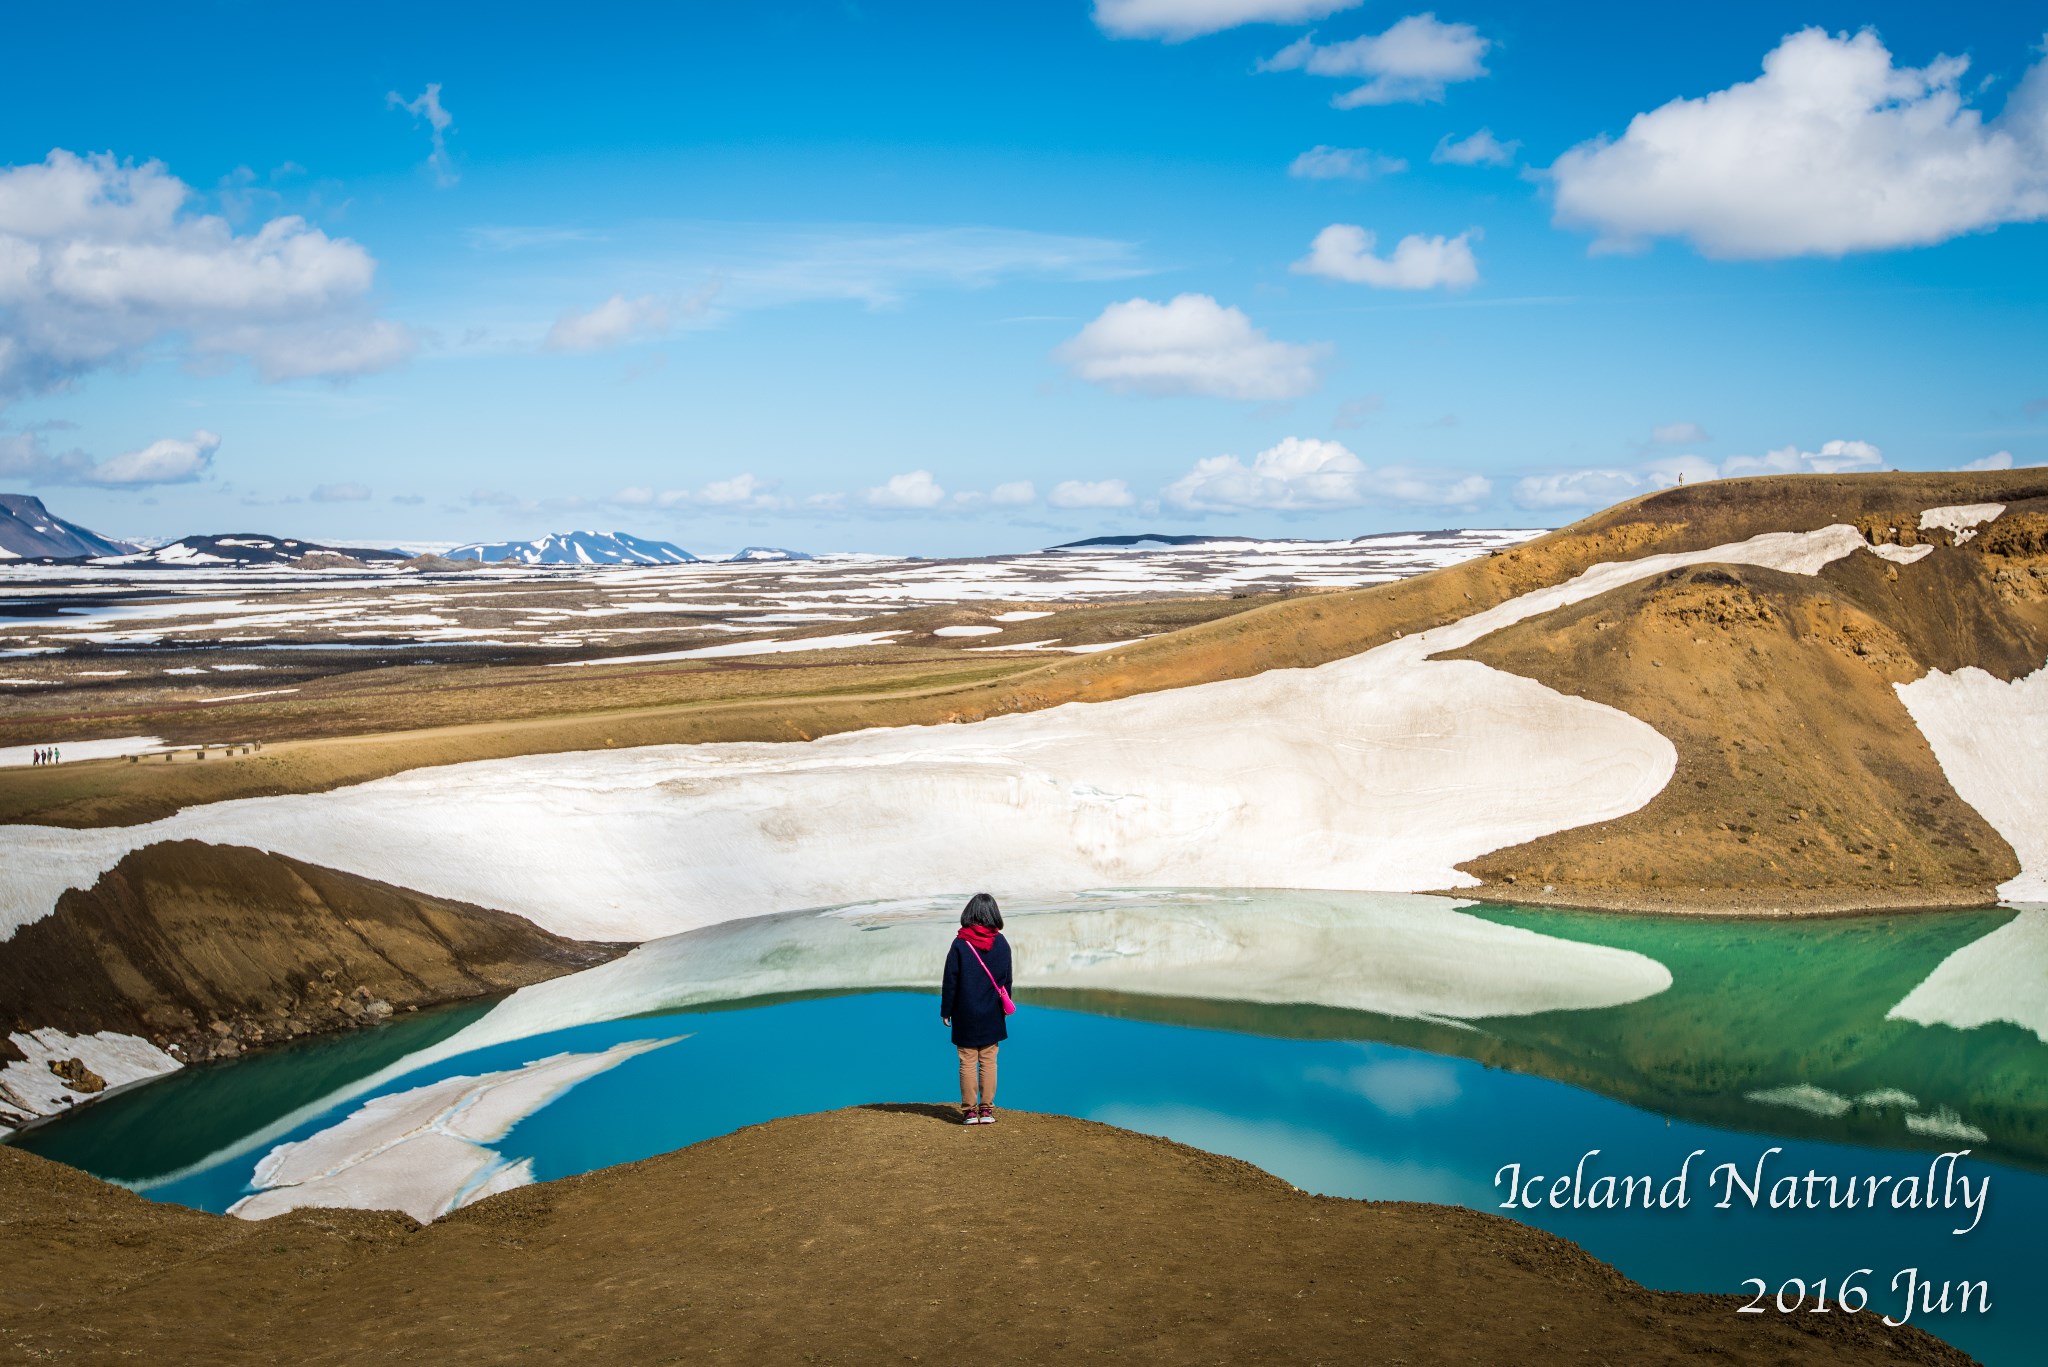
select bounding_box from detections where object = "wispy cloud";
[1264,16,1493,108]
[387,83,457,187]
[0,427,221,486]
[1093,0,1362,42]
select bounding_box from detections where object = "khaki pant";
[957,1044,998,1107]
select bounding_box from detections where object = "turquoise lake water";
[15,891,2043,1364]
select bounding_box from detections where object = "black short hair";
[961,892,1003,930]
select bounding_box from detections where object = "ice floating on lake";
[229,1038,678,1223]
[124,890,1672,1191]
[413,891,1673,1060]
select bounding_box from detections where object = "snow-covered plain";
[0,529,1539,660]
[0,524,1882,945]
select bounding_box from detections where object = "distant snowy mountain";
[447,530,699,566]
[0,494,139,560]
[96,533,410,567]
[727,546,812,562]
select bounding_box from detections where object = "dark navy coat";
[940,933,1013,1048]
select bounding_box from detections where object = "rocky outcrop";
[0,841,628,1070]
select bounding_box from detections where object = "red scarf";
[957,925,998,952]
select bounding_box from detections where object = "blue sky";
[2,1,2044,555]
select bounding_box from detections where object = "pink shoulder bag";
[964,940,1016,1015]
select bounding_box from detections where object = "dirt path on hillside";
[0,1107,1972,1366]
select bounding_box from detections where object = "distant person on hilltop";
[940,892,1014,1126]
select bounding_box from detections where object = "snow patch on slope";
[1895,663,2048,902]
[1919,504,2005,540]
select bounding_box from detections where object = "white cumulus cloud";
[1056,294,1324,401]
[0,427,222,486]
[1722,438,1883,477]
[864,470,948,509]
[1432,129,1518,166]
[990,480,1037,506]
[1293,224,1479,289]
[1550,28,2048,258]
[1512,468,1645,511]
[0,150,411,399]
[614,472,786,511]
[1264,15,1492,108]
[1048,478,1136,509]
[698,473,777,506]
[1289,145,1407,180]
[88,430,221,486]
[1163,436,1490,512]
[1515,438,1888,511]
[1093,0,1361,42]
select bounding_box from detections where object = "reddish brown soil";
[0,1107,1974,1366]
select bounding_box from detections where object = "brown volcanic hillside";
[0,841,624,1086]
[1446,492,2048,911]
[0,1107,1971,1366]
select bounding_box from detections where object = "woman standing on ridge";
[941,892,1014,1126]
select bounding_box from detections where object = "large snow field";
[2,524,1892,944]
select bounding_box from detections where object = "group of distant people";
[29,745,62,765]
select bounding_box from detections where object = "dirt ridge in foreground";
[0,1106,1975,1365]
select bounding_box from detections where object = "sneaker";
[961,1105,979,1125]
[978,1104,996,1125]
